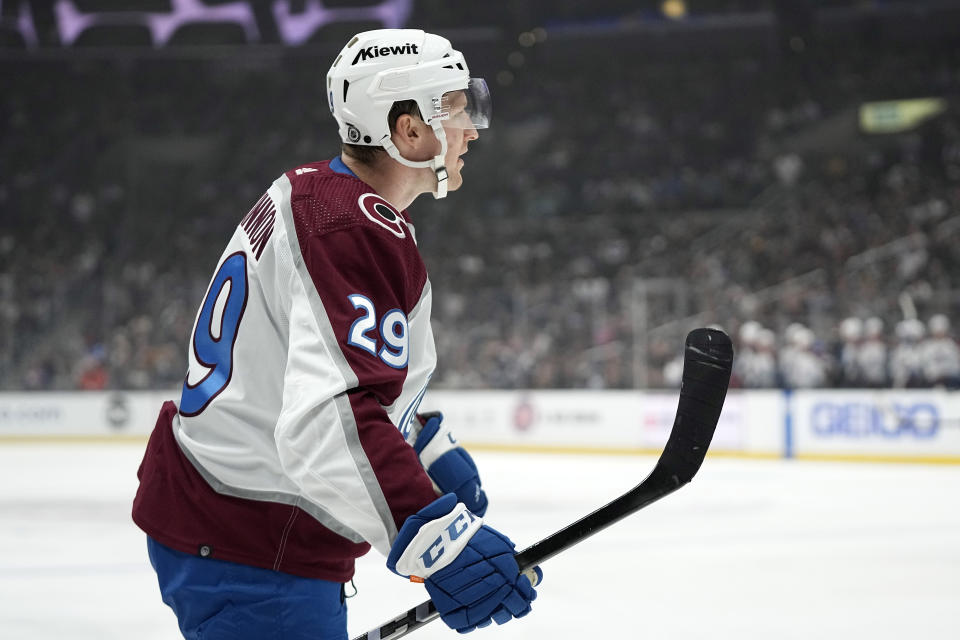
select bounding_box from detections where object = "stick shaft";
[514,462,680,570]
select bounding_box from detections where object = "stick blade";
[661,328,734,484]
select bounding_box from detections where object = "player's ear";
[392,113,420,151]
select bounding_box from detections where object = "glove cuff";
[416,419,459,468]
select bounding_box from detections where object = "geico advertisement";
[792,390,960,454]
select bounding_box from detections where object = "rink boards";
[0,389,959,464]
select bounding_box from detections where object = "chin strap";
[380,120,450,199]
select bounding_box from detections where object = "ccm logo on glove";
[420,509,479,570]
[391,500,484,578]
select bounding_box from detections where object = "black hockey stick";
[353,327,733,640]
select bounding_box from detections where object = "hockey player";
[857,316,888,387]
[921,314,960,388]
[837,316,864,387]
[890,319,926,388]
[780,325,828,389]
[732,320,760,387]
[742,328,778,388]
[132,29,541,639]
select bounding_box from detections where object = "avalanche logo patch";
[358,193,406,238]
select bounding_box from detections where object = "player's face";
[439,91,479,192]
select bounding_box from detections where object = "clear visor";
[430,78,491,130]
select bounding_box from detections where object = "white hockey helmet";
[738,320,761,346]
[756,328,776,350]
[839,316,863,341]
[895,318,925,341]
[864,316,884,338]
[326,29,491,199]
[928,313,950,336]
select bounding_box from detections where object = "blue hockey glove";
[387,494,542,634]
[414,412,488,517]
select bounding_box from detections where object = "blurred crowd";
[2,5,960,391]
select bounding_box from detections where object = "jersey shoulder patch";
[355,192,408,239]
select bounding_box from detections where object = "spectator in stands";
[3,13,960,391]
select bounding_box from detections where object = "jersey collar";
[329,155,358,178]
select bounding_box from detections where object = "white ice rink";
[1,443,957,640]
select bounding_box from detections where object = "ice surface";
[1,443,957,639]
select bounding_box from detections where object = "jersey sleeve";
[274,193,439,557]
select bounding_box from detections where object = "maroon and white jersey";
[133,158,440,581]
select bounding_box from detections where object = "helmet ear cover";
[342,100,421,165]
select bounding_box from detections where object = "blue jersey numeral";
[180,252,249,416]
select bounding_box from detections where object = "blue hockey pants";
[147,537,348,640]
